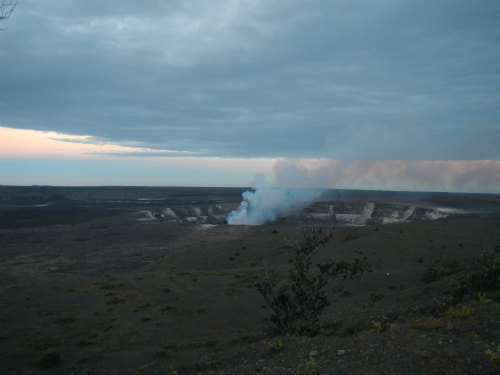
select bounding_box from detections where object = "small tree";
[257,227,368,336]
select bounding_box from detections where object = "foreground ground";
[0,187,499,374]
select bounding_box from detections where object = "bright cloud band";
[1,126,498,193]
[0,126,194,159]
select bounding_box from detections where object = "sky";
[0,0,499,192]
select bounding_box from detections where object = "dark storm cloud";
[1,0,498,159]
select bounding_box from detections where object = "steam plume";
[273,159,500,194]
[227,174,324,225]
[227,159,499,225]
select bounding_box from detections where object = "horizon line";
[1,184,498,196]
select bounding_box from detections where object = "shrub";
[262,338,283,354]
[485,346,500,364]
[359,320,383,336]
[469,330,480,341]
[454,246,500,302]
[444,304,472,319]
[296,357,319,375]
[256,227,369,336]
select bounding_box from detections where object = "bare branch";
[0,0,18,29]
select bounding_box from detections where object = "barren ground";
[0,187,499,374]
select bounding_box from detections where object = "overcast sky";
[1,0,499,191]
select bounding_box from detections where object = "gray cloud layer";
[1,0,499,159]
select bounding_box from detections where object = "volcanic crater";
[0,186,498,374]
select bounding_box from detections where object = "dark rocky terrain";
[0,186,499,374]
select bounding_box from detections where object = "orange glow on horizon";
[0,126,193,159]
[1,126,498,193]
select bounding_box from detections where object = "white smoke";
[227,174,324,225]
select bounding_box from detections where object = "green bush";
[256,227,369,336]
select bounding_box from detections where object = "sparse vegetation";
[469,330,480,341]
[410,317,444,331]
[78,338,98,347]
[256,227,369,336]
[78,330,101,347]
[54,314,76,324]
[296,357,319,375]
[229,272,259,287]
[262,338,283,354]
[36,350,61,368]
[485,346,500,364]
[95,274,125,290]
[165,365,178,375]
[208,270,232,277]
[421,259,461,283]
[2,187,499,374]
[242,332,264,343]
[134,302,150,312]
[359,320,383,336]
[161,305,176,313]
[224,288,237,296]
[153,348,167,358]
[444,304,472,319]
[453,245,500,302]
[319,320,341,336]
[106,296,125,305]
[28,339,54,351]
[369,292,385,302]
[477,292,487,304]
[322,320,385,337]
